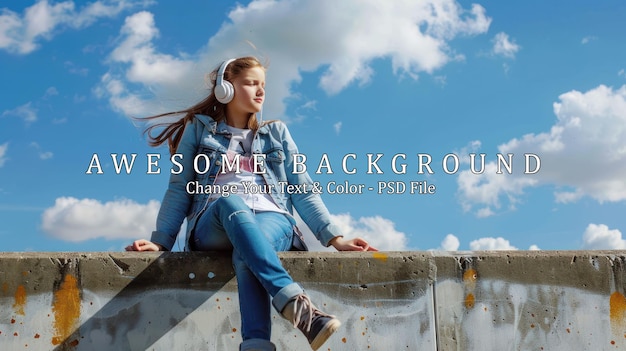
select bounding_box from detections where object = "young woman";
[125,56,376,351]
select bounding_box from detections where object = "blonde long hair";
[139,56,267,155]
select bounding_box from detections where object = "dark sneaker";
[282,294,341,350]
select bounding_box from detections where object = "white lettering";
[147,153,161,174]
[417,154,433,174]
[85,154,104,174]
[316,154,333,174]
[496,153,513,174]
[524,153,541,174]
[111,153,136,174]
[391,154,407,174]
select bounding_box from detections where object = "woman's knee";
[213,196,254,222]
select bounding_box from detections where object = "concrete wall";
[1,251,625,350]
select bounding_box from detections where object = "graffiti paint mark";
[610,291,626,336]
[13,285,27,316]
[51,274,81,346]
[465,293,475,309]
[463,268,477,309]
[463,268,477,286]
[372,252,388,262]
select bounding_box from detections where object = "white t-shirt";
[213,125,287,214]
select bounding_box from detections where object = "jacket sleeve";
[150,119,199,250]
[277,122,344,247]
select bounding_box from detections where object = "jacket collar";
[195,114,269,135]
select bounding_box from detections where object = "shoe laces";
[291,294,314,332]
[290,294,334,333]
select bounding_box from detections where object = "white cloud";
[0,0,152,54]
[300,100,317,111]
[458,84,626,216]
[457,161,537,216]
[297,212,408,252]
[39,151,53,160]
[96,11,198,116]
[581,35,597,45]
[438,233,460,251]
[0,142,8,167]
[491,32,520,58]
[433,75,447,86]
[469,237,517,250]
[41,197,159,241]
[333,122,342,135]
[44,86,59,97]
[430,234,538,251]
[64,61,89,75]
[476,207,495,218]
[2,102,38,124]
[582,223,626,250]
[99,0,491,119]
[30,141,53,160]
[109,11,195,85]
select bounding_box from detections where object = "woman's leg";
[192,197,301,348]
[194,196,298,296]
[232,212,294,344]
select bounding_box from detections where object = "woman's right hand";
[125,239,164,252]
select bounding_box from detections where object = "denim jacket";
[150,114,342,250]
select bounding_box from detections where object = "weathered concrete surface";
[0,251,625,350]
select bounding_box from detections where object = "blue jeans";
[192,196,304,349]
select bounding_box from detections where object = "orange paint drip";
[464,293,475,309]
[13,285,27,316]
[51,274,81,346]
[372,252,388,262]
[463,269,477,282]
[610,291,626,337]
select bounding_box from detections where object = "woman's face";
[229,66,265,117]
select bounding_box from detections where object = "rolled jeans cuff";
[240,338,276,351]
[272,282,304,313]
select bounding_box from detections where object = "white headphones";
[214,58,235,104]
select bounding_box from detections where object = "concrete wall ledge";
[1,250,626,350]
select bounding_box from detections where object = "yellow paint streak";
[372,252,388,262]
[465,293,475,309]
[51,274,81,346]
[13,285,26,316]
[610,291,626,335]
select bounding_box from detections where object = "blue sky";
[1,0,626,252]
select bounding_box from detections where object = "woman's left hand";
[330,236,378,251]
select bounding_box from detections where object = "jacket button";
[215,160,221,166]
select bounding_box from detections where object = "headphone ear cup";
[215,80,234,104]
